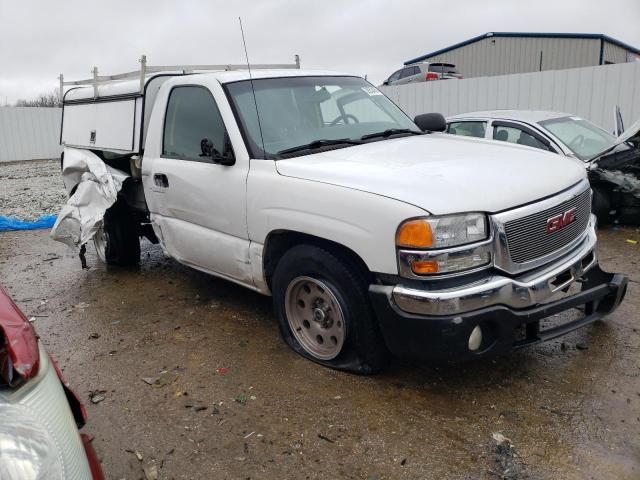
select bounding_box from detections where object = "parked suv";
[383,62,462,86]
[53,61,627,374]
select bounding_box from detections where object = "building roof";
[405,32,640,65]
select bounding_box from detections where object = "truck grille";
[504,188,591,264]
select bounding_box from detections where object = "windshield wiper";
[360,128,424,141]
[277,138,363,155]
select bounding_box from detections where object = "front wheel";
[272,245,386,374]
[284,276,347,361]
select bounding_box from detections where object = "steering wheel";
[329,114,359,126]
[568,134,584,149]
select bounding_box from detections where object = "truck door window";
[493,126,549,151]
[447,121,486,138]
[163,86,228,161]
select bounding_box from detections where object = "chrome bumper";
[390,216,599,316]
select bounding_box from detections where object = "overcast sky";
[1,0,639,104]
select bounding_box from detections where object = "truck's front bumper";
[369,226,628,361]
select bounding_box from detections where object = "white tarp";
[50,147,129,249]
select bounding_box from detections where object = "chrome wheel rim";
[284,276,346,361]
[93,224,108,263]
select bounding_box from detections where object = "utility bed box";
[61,76,174,154]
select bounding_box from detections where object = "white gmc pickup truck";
[54,59,627,373]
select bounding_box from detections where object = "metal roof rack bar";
[59,54,301,99]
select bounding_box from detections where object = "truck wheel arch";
[262,230,372,291]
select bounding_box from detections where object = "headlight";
[396,213,488,249]
[396,214,491,276]
[0,404,64,479]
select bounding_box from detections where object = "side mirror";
[382,80,389,86]
[414,113,447,132]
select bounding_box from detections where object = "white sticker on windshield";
[362,86,383,96]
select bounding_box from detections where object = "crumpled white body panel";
[595,169,640,198]
[50,147,129,249]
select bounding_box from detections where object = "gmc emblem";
[547,207,577,233]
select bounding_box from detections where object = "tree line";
[13,91,61,107]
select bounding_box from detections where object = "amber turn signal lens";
[396,220,433,248]
[411,260,439,274]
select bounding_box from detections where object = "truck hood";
[275,134,586,214]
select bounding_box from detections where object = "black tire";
[272,244,387,374]
[97,202,140,266]
[592,186,612,226]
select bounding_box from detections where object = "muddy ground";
[0,227,639,480]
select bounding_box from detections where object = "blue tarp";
[0,215,57,232]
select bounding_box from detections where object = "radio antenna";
[239,17,266,159]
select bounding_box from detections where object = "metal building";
[0,107,62,162]
[405,32,640,79]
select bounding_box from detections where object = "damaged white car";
[51,58,627,373]
[447,110,640,225]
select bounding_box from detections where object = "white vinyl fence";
[0,107,62,162]
[381,62,640,132]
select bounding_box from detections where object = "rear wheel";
[93,202,140,265]
[272,244,386,374]
[93,224,109,263]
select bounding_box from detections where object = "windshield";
[539,116,615,160]
[224,76,420,158]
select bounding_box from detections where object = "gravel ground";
[0,159,66,220]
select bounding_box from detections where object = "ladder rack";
[59,54,301,99]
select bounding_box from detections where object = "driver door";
[144,84,251,283]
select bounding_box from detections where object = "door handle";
[154,173,169,188]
